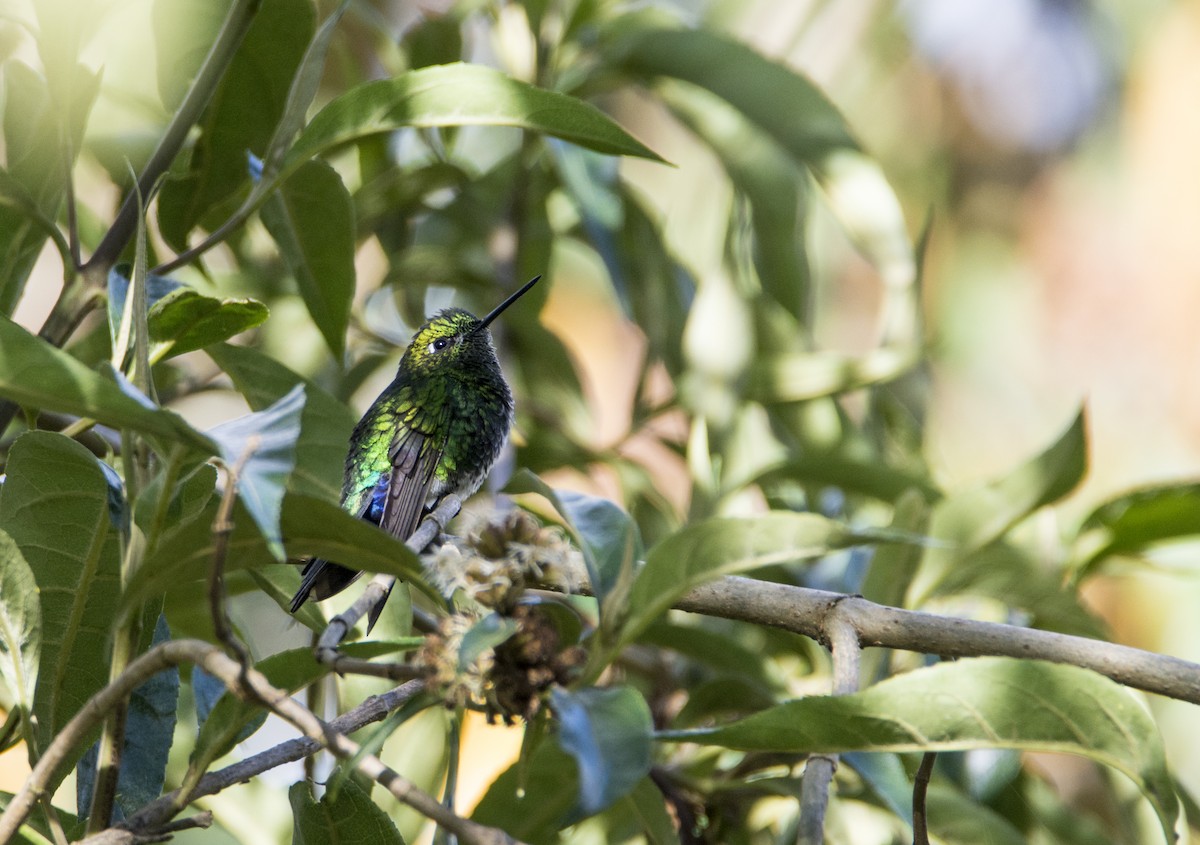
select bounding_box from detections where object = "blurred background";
[5,0,1200,839]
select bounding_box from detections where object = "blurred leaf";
[259,159,354,358]
[746,347,919,404]
[156,0,315,248]
[639,619,780,692]
[0,793,82,843]
[290,777,406,844]
[507,471,641,637]
[471,738,579,840]
[0,316,215,453]
[0,61,97,313]
[147,288,269,359]
[662,82,809,319]
[926,783,1027,845]
[859,489,930,608]
[841,752,913,824]
[401,12,463,70]
[0,433,119,767]
[247,567,327,631]
[759,452,939,505]
[76,615,178,821]
[152,0,226,110]
[1073,481,1200,576]
[619,511,857,651]
[206,384,304,560]
[0,530,40,718]
[663,657,1179,842]
[286,62,664,168]
[122,492,431,611]
[614,776,680,845]
[607,23,913,291]
[459,613,518,672]
[207,342,354,500]
[552,686,654,820]
[193,646,328,769]
[911,409,1088,603]
[107,266,185,345]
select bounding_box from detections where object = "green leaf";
[0,433,120,762]
[1073,481,1200,576]
[207,343,354,501]
[206,385,305,560]
[911,410,1088,603]
[259,158,355,358]
[193,647,328,769]
[662,657,1179,842]
[458,613,518,673]
[147,288,269,359]
[106,266,184,345]
[286,62,663,168]
[613,777,680,845]
[620,511,856,650]
[0,316,215,453]
[552,686,654,820]
[290,778,406,845]
[0,530,40,717]
[507,471,640,636]
[607,24,913,291]
[121,492,431,611]
[156,0,315,248]
[471,731,579,840]
[925,783,1028,845]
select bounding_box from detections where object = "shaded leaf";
[0,530,40,717]
[552,685,653,820]
[0,433,119,764]
[147,288,269,359]
[663,657,1178,842]
[259,158,354,358]
[290,777,406,845]
[471,727,579,839]
[286,62,663,168]
[0,316,214,453]
[911,410,1088,603]
[207,384,304,560]
[106,266,184,349]
[76,615,179,820]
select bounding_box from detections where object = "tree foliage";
[0,2,1196,844]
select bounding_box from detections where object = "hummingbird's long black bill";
[477,275,542,330]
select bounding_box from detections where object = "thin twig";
[797,604,861,845]
[316,495,461,665]
[210,439,260,667]
[110,682,423,835]
[911,751,936,845]
[75,812,213,845]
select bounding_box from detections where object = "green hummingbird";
[290,275,542,622]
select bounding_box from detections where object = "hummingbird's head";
[399,276,542,378]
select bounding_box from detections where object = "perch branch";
[797,603,861,845]
[315,494,461,665]
[0,641,521,845]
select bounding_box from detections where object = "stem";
[83,0,261,275]
[911,752,936,845]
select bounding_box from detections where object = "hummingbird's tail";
[289,558,362,612]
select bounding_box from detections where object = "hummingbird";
[290,275,542,624]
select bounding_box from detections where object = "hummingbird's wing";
[379,424,442,541]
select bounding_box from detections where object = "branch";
[315,494,461,666]
[109,681,424,836]
[672,576,1200,705]
[796,604,860,845]
[0,641,521,845]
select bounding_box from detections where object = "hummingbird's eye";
[428,337,450,354]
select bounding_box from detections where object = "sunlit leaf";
[0,530,40,718]
[286,62,663,168]
[663,657,1179,842]
[1073,481,1200,576]
[147,288,269,359]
